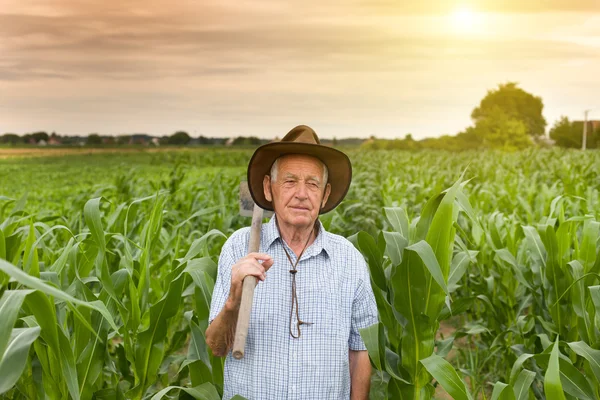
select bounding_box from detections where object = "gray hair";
[270,156,328,185]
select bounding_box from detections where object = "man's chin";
[284,213,314,226]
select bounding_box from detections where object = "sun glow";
[450,6,481,34]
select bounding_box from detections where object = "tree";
[0,133,22,144]
[168,131,191,145]
[87,133,102,145]
[473,107,532,150]
[472,82,546,137]
[549,117,580,148]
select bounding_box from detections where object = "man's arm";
[205,252,273,357]
[349,350,371,400]
[205,298,240,357]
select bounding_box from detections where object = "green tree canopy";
[0,133,21,144]
[472,82,546,137]
[87,133,102,145]
[168,131,191,145]
[473,107,532,151]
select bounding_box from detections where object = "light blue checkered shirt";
[209,215,379,400]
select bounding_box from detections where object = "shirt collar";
[264,214,330,258]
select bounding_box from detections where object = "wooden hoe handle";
[232,204,264,359]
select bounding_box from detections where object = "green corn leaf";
[448,250,477,290]
[567,341,600,383]
[0,259,118,332]
[150,382,221,400]
[23,222,39,277]
[384,207,409,238]
[0,290,33,357]
[185,257,216,321]
[57,327,80,400]
[513,369,536,400]
[180,229,227,264]
[544,337,566,400]
[131,271,185,396]
[580,220,599,272]
[0,228,5,260]
[357,231,387,292]
[382,231,408,267]
[420,353,472,400]
[495,248,532,289]
[406,240,448,296]
[491,382,516,400]
[187,319,212,372]
[83,197,106,252]
[0,326,41,394]
[23,291,60,357]
[558,357,595,400]
[359,323,383,377]
[392,249,432,384]
[522,226,546,268]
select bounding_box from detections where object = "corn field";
[0,148,599,399]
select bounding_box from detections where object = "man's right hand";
[206,252,274,357]
[226,253,274,311]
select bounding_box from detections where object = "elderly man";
[206,125,378,400]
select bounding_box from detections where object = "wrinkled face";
[263,154,331,230]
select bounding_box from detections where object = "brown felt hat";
[247,125,352,214]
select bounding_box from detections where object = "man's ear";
[321,183,331,209]
[263,175,272,202]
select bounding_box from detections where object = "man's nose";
[295,181,308,199]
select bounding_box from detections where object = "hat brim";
[247,142,352,214]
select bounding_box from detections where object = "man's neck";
[277,219,318,258]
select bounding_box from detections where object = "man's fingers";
[262,258,274,270]
[245,252,272,262]
[234,263,267,282]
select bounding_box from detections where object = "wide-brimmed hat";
[247,125,352,214]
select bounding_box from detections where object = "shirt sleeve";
[209,240,236,324]
[348,257,379,351]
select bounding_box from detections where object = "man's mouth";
[290,206,310,211]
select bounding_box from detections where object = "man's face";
[263,154,331,230]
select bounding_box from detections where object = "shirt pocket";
[302,283,347,339]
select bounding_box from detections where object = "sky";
[1,0,599,139]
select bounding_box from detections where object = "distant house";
[38,139,47,146]
[574,120,600,131]
[48,136,61,145]
[225,137,235,146]
[128,134,152,145]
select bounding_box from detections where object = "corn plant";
[0,192,230,399]
[354,177,479,399]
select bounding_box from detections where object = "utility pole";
[582,109,590,151]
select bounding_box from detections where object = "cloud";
[0,0,599,137]
[1,9,599,83]
[358,0,600,14]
